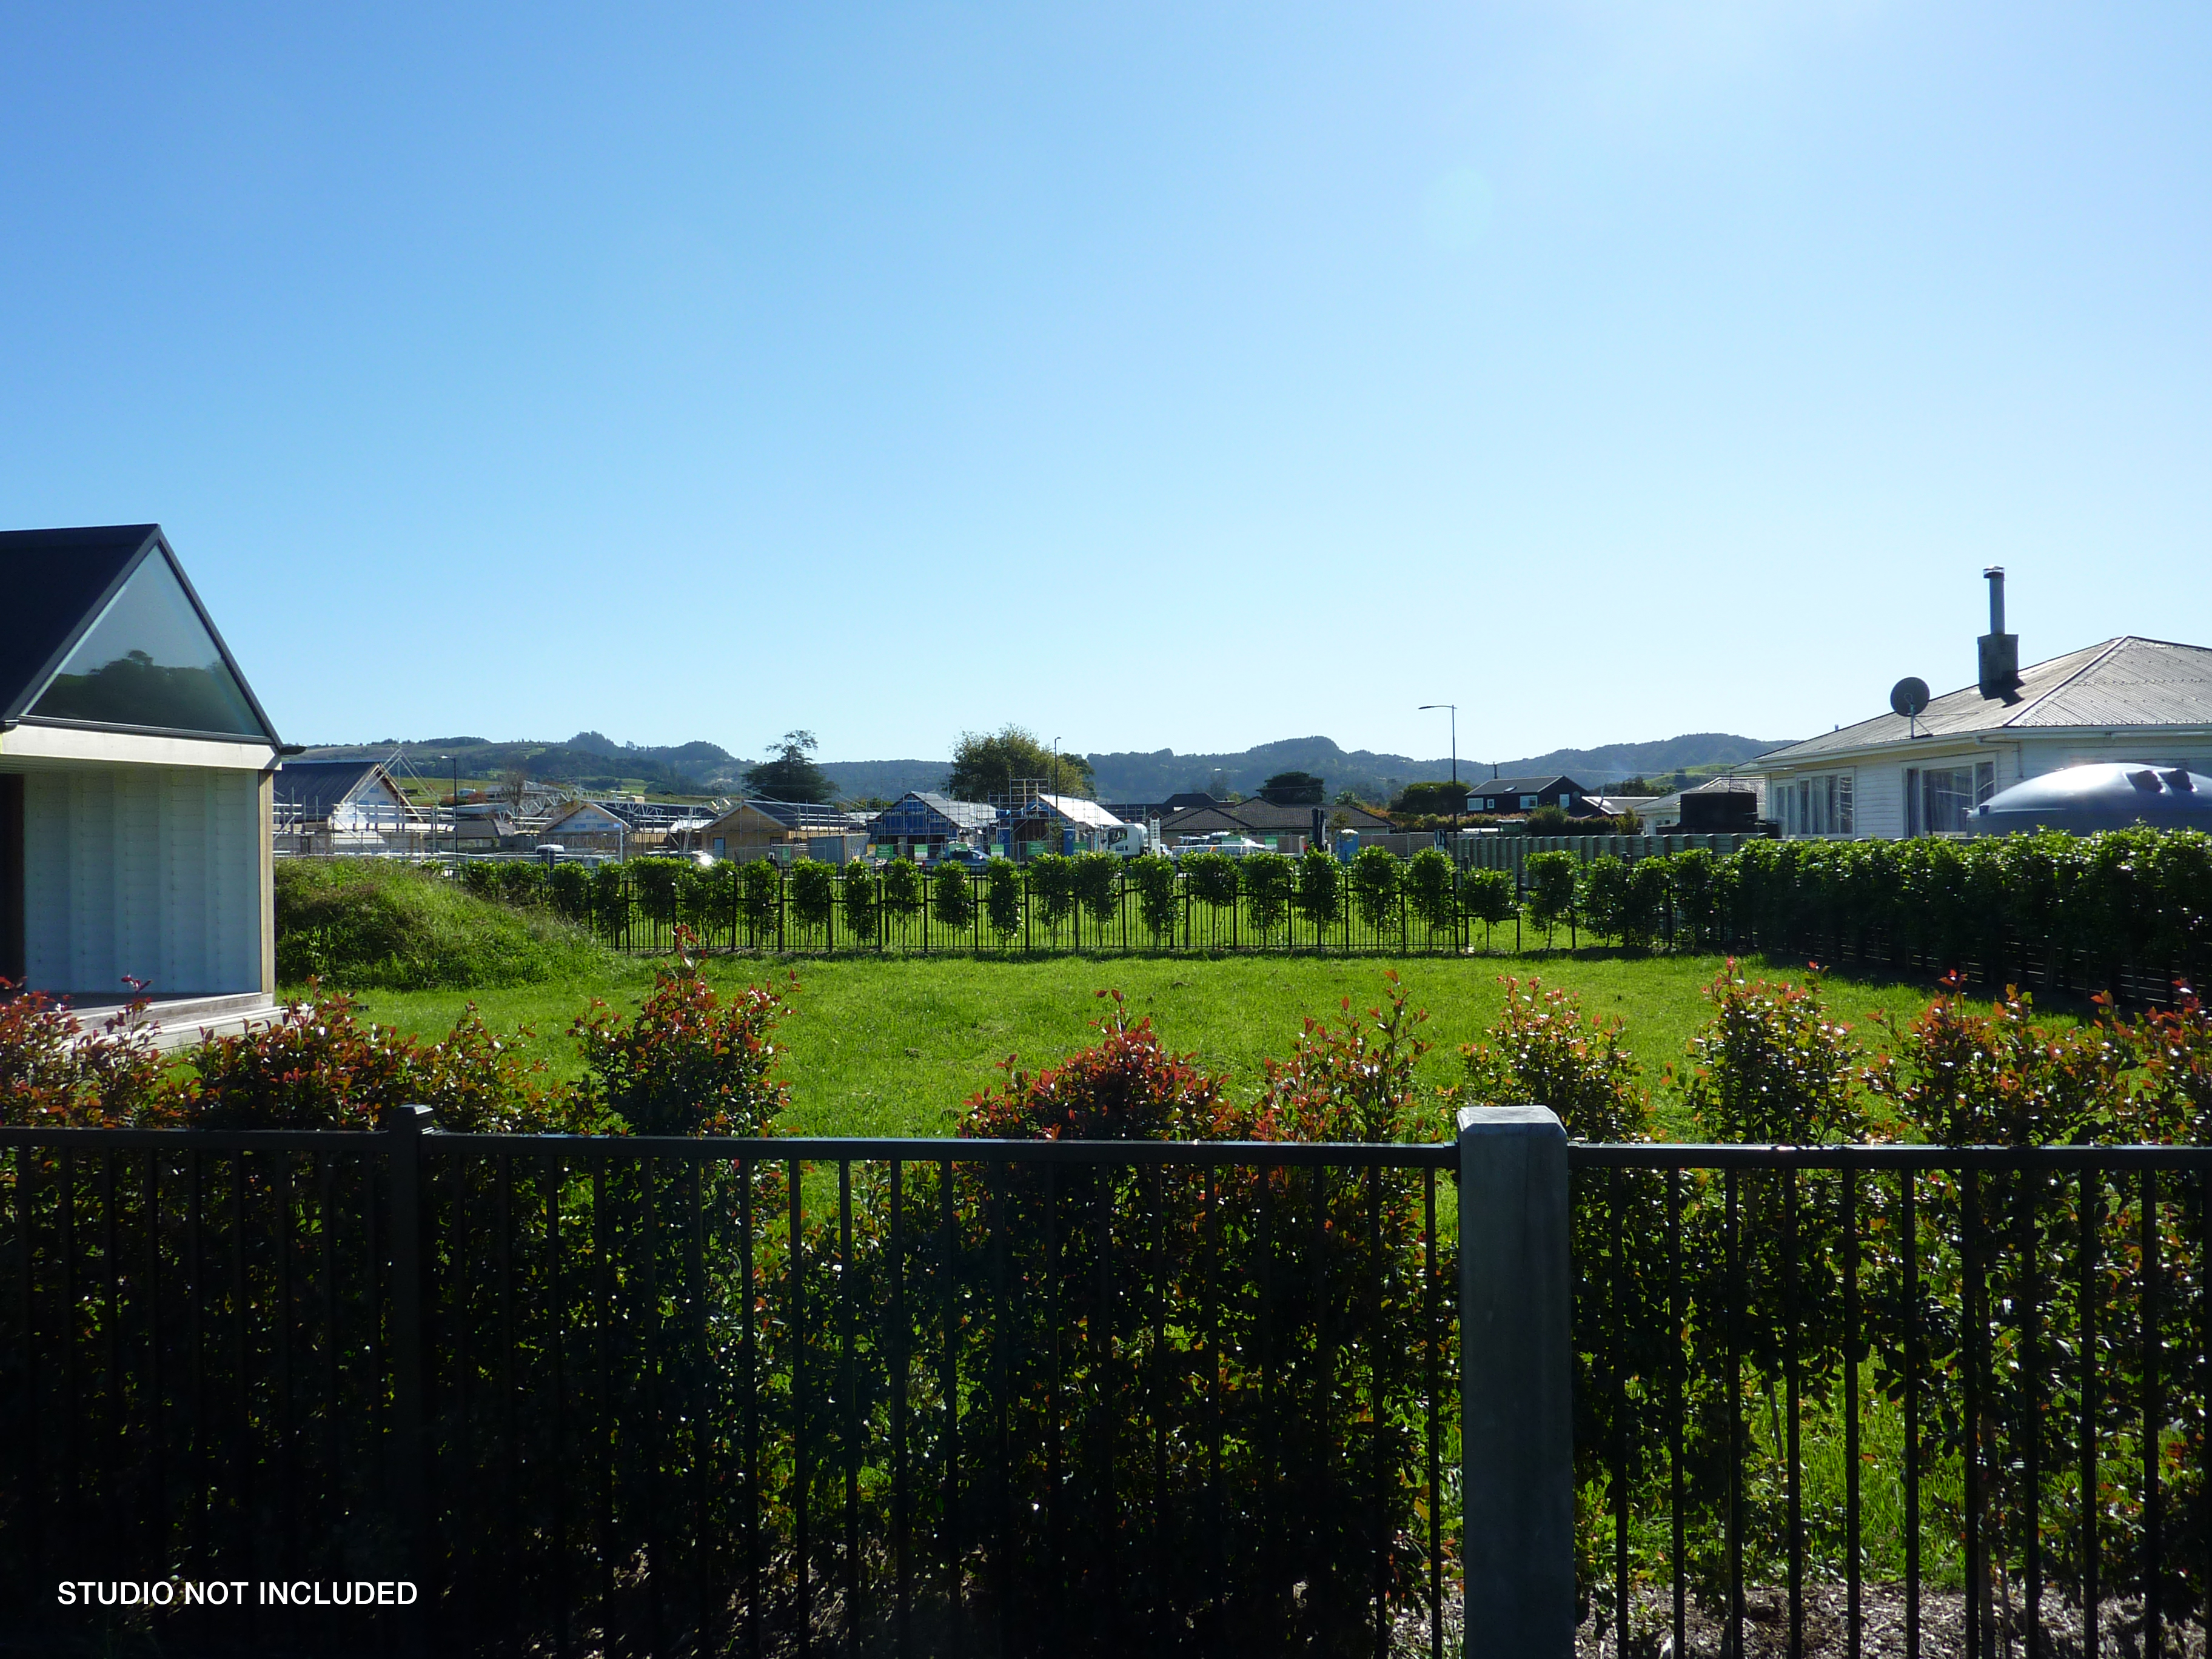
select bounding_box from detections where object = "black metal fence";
[1,1121,1459,1658]
[19,1120,2210,1657]
[1568,1142,2212,1658]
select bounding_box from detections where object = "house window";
[1520,795,1538,810]
[30,552,267,738]
[1778,773,1854,836]
[1906,762,1994,834]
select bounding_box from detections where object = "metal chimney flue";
[1979,566,2020,699]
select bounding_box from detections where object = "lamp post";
[449,755,461,863]
[1419,704,1459,836]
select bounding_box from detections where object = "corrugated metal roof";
[1032,793,1125,830]
[911,792,997,828]
[1756,637,2212,766]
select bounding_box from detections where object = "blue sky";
[4,4,2206,767]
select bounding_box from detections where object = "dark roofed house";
[272,758,409,854]
[1161,797,1392,850]
[1,524,282,1043]
[1465,776,1603,817]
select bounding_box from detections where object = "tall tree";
[1258,771,1326,805]
[947,725,1096,802]
[746,729,836,803]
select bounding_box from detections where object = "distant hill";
[298,732,754,796]
[297,731,1787,804]
[1082,732,1789,804]
[817,759,954,800]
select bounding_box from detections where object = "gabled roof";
[1018,793,1125,830]
[1755,637,2212,766]
[1466,775,1588,800]
[0,523,281,744]
[748,797,866,832]
[866,791,997,834]
[1163,798,1393,836]
[272,759,401,819]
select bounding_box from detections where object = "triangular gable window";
[30,553,267,738]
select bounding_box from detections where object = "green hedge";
[415,828,2212,996]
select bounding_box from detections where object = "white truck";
[1099,822,1151,857]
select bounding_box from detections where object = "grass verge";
[337,948,2058,1139]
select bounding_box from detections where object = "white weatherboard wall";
[22,765,262,996]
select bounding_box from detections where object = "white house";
[1,525,283,1034]
[272,757,411,854]
[1750,569,2212,839]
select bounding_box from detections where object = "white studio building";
[1,525,285,1037]
[1751,569,2212,840]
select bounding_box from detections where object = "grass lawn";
[336,948,2068,1139]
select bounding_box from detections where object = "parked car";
[1170,833,1267,859]
[936,844,994,874]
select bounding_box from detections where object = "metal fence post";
[1458,1104,1574,1658]
[383,1102,432,1630]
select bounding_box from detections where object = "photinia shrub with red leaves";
[959,988,1229,1141]
[1679,961,1862,1145]
[1862,973,2126,1147]
[1245,969,1439,1144]
[182,982,574,1133]
[1453,976,1651,1144]
[572,959,795,1136]
[0,977,165,1128]
[938,977,1450,1649]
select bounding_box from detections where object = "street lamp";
[1418,704,1458,835]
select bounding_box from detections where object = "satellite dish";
[1890,677,1931,719]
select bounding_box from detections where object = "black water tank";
[1678,790,1758,832]
[1973,762,2212,835]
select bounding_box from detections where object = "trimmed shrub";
[1242,850,1295,938]
[1293,847,1341,929]
[1248,970,1438,1143]
[631,857,686,927]
[1347,845,1401,931]
[1405,846,1456,933]
[737,858,783,941]
[1461,867,1518,946]
[1455,977,1651,1143]
[1181,851,1239,911]
[1126,853,1179,944]
[1863,977,2127,1147]
[960,988,1229,1140]
[1524,850,1578,947]
[787,859,836,934]
[946,978,1450,1648]
[571,963,796,1136]
[931,860,977,930]
[181,987,577,1133]
[1071,851,1121,931]
[840,861,879,940]
[1027,853,1078,931]
[547,860,594,922]
[2122,987,2212,1142]
[1679,965,1862,1144]
[0,981,165,1128]
[985,857,1023,939]
[881,857,925,920]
